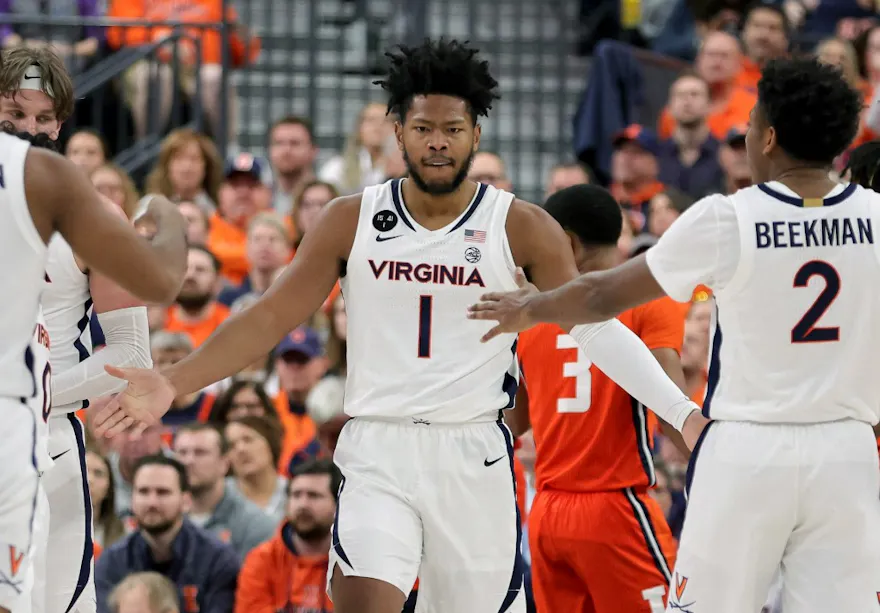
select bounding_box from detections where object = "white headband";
[18,65,53,98]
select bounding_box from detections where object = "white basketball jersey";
[0,133,49,399]
[707,182,880,424]
[341,179,520,423]
[30,309,53,473]
[42,235,93,413]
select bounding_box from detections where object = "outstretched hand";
[93,365,176,438]
[467,267,538,342]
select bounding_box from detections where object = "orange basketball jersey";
[517,297,684,493]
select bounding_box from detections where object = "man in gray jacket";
[173,423,276,559]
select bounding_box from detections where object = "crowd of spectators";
[3,0,879,612]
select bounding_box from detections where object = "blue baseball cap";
[725,124,748,147]
[274,326,323,359]
[224,152,265,182]
[613,124,660,156]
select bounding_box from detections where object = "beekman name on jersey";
[755,217,873,249]
[369,259,486,287]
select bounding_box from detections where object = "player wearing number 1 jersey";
[94,40,702,613]
[512,185,682,613]
[468,58,880,613]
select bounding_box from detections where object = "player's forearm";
[53,307,151,406]
[164,302,285,396]
[570,320,698,431]
[527,272,618,328]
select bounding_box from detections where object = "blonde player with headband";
[0,46,181,613]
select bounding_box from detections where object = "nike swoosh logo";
[23,76,39,80]
[50,450,69,461]
[484,456,505,467]
[376,235,402,242]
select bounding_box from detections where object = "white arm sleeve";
[645,193,741,301]
[51,306,152,407]
[570,319,698,431]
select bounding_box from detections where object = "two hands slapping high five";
[93,365,176,437]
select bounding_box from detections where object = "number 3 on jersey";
[556,334,592,413]
[791,260,840,344]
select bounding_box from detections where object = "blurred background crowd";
[4,0,877,611]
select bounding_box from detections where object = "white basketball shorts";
[328,415,525,613]
[41,414,95,613]
[0,398,40,611]
[667,419,880,613]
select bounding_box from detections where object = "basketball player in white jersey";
[0,46,187,613]
[0,46,154,613]
[94,39,701,613]
[468,57,880,613]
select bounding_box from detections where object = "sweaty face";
[0,90,61,141]
[131,465,187,535]
[286,474,336,542]
[66,132,105,174]
[174,430,227,493]
[398,95,478,195]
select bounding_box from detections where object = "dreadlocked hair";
[373,38,500,124]
[844,140,880,191]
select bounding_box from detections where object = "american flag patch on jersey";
[464,229,486,243]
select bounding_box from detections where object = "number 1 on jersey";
[791,260,840,343]
[418,295,433,358]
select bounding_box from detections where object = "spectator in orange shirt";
[234,459,339,613]
[208,154,272,285]
[145,128,224,214]
[659,31,756,141]
[272,328,328,474]
[150,331,217,445]
[736,3,790,92]
[610,125,665,233]
[107,0,260,143]
[165,246,230,348]
[218,212,292,308]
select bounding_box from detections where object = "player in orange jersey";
[511,185,687,613]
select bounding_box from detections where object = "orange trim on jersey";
[518,297,684,493]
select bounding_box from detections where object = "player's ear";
[394,121,404,151]
[181,491,193,515]
[473,123,481,151]
[762,126,777,158]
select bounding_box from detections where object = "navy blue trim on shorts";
[684,421,716,500]
[73,299,94,410]
[702,304,723,419]
[65,413,94,613]
[495,420,524,613]
[331,475,353,569]
[622,487,672,583]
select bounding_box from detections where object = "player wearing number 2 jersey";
[468,58,880,613]
[512,185,683,613]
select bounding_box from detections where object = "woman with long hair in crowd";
[65,127,109,176]
[90,163,141,219]
[146,128,224,212]
[224,415,288,522]
[291,180,339,248]
[209,379,280,425]
[318,101,393,194]
[86,447,126,553]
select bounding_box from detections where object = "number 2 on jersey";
[556,334,593,413]
[791,260,840,343]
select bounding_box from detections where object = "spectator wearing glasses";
[467,151,513,191]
